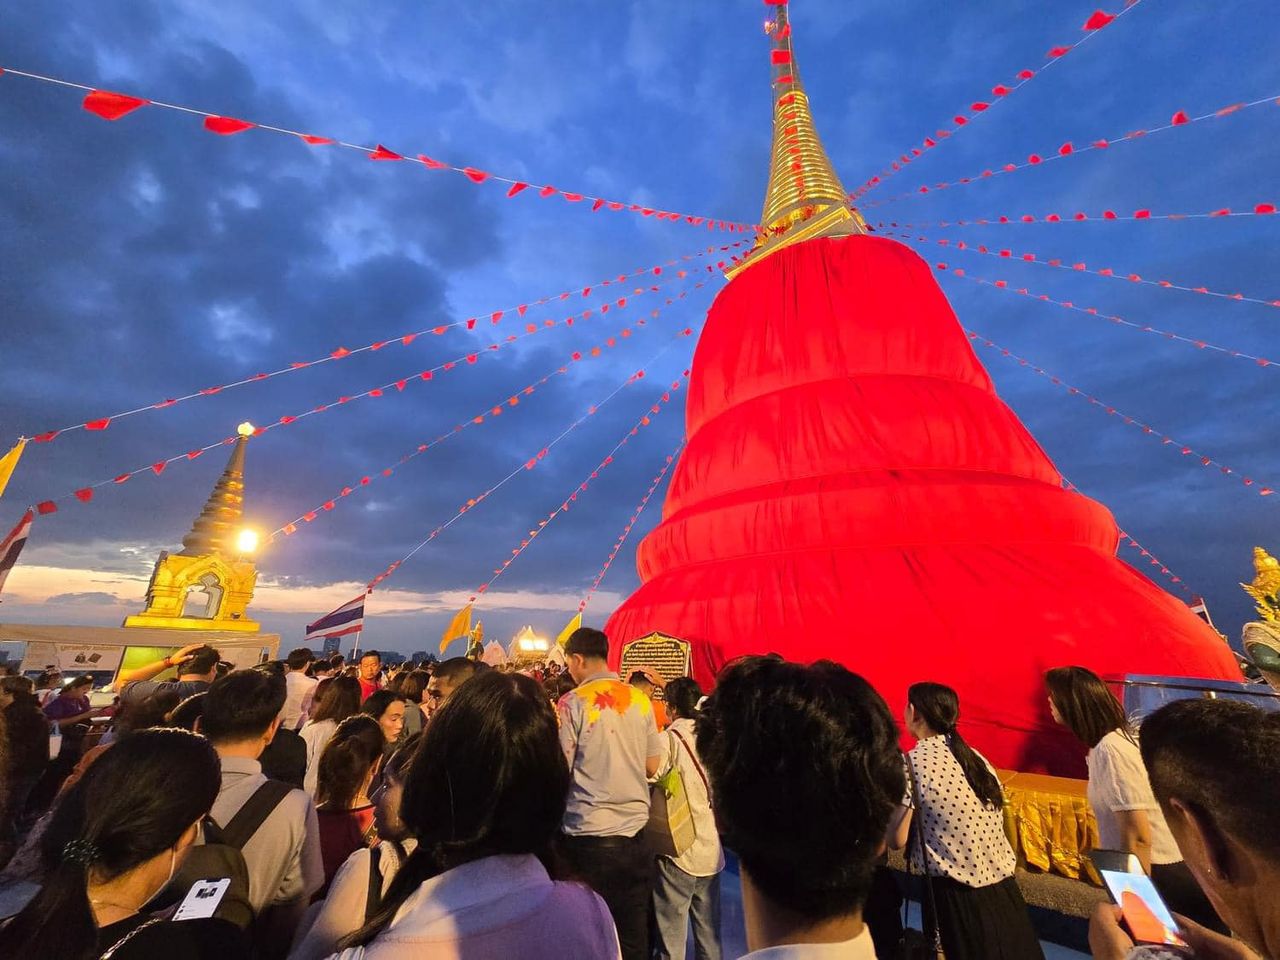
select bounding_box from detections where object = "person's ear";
[1170,797,1235,883]
[176,818,202,851]
[266,715,282,742]
[192,716,202,735]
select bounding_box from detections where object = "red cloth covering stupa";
[605,233,1240,774]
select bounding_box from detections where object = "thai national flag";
[305,595,365,643]
[0,509,33,601]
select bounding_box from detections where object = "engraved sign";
[619,631,691,699]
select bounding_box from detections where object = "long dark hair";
[309,675,362,725]
[907,682,1003,809]
[0,728,220,960]
[665,677,703,720]
[361,689,403,724]
[341,672,570,947]
[317,715,385,810]
[1045,665,1132,748]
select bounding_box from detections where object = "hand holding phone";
[1100,869,1187,947]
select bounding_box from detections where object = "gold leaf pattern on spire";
[726,3,866,279]
[179,433,248,557]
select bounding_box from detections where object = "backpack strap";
[364,845,383,923]
[221,780,294,850]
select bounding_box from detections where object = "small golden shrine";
[123,422,261,632]
[1240,546,1280,691]
[725,4,867,280]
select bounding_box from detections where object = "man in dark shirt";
[113,642,221,707]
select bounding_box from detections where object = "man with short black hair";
[1090,698,1280,960]
[112,641,221,706]
[356,650,382,701]
[558,627,665,960]
[629,669,668,729]
[281,646,317,730]
[200,669,322,942]
[425,656,477,715]
[696,656,904,959]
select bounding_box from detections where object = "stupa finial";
[178,422,253,557]
[726,2,866,279]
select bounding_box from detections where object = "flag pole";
[351,627,362,661]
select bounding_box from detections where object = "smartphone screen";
[172,878,231,921]
[1088,849,1144,876]
[1100,869,1187,946]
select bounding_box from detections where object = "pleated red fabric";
[604,234,1240,774]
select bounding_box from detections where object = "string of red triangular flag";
[861,93,1280,209]
[17,241,744,447]
[875,200,1277,231]
[363,335,694,594]
[579,437,684,614]
[0,67,757,235]
[469,374,689,603]
[968,330,1276,497]
[930,263,1274,368]
[268,296,703,541]
[28,280,710,517]
[848,2,1146,202]
[882,229,1280,308]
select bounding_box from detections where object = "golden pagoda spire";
[726,2,867,280]
[179,421,253,557]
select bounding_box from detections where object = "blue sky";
[0,0,1277,657]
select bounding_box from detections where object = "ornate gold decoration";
[619,631,692,684]
[1241,546,1280,622]
[124,428,260,632]
[725,5,866,280]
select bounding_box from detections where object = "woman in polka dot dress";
[887,682,1043,960]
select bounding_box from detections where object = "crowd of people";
[0,630,1276,960]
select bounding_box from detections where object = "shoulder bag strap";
[221,779,295,850]
[99,917,165,959]
[670,729,710,797]
[364,845,383,923]
[907,754,944,955]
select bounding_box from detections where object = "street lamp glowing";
[237,421,255,437]
[236,528,260,555]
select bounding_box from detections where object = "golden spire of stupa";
[179,421,253,557]
[725,2,867,280]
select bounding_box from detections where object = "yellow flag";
[439,603,473,653]
[0,440,26,500]
[556,612,583,648]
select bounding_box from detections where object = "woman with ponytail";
[0,727,246,959]
[314,715,385,894]
[887,682,1043,960]
[323,671,618,959]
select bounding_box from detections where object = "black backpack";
[153,779,294,929]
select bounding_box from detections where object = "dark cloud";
[1,0,1276,652]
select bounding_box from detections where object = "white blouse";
[1087,730,1181,865]
[904,735,1015,888]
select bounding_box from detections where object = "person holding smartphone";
[1046,666,1225,934]
[1090,698,1279,960]
[0,728,246,959]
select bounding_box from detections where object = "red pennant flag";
[151,462,167,475]
[203,116,255,135]
[462,167,490,183]
[1047,45,1071,58]
[1170,110,1190,125]
[1083,9,1116,29]
[299,134,334,145]
[1256,203,1277,214]
[74,488,94,503]
[36,501,58,515]
[770,50,792,65]
[506,182,529,197]
[592,198,605,211]
[82,90,149,121]
[369,144,403,160]
[417,154,448,169]
[84,418,111,431]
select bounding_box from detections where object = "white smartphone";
[171,878,231,921]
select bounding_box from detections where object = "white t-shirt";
[904,735,1016,888]
[654,718,724,878]
[1086,729,1181,865]
[283,671,318,731]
